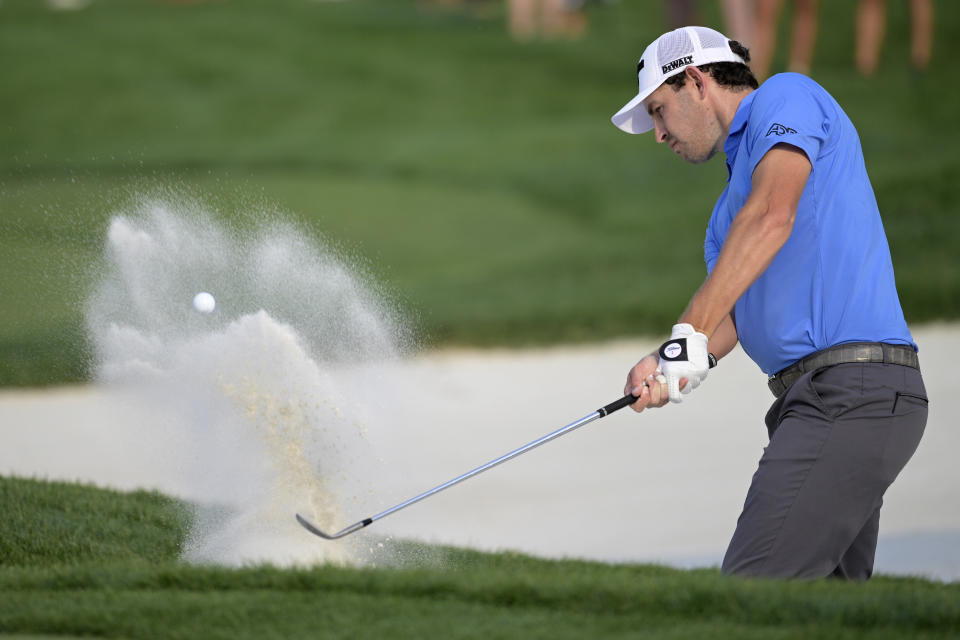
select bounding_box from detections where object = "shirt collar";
[723,90,756,181]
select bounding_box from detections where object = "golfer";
[613,26,927,579]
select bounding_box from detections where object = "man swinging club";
[612,26,927,579]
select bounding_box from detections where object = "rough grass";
[1,0,958,386]
[1,476,958,639]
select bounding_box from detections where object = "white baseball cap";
[611,26,746,134]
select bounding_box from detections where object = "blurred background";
[1,0,957,387]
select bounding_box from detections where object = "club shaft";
[367,409,604,526]
[298,393,639,539]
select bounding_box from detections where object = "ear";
[685,66,709,99]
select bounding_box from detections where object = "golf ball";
[192,291,216,314]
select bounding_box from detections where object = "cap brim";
[611,89,655,134]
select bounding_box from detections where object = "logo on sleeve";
[766,123,798,137]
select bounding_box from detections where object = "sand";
[2,324,958,580]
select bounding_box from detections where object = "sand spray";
[85,193,415,566]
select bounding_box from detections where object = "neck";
[717,87,754,134]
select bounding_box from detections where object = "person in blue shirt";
[611,26,927,579]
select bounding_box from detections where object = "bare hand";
[623,353,685,413]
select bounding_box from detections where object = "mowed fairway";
[1,0,958,386]
[2,477,959,639]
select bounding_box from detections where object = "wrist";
[673,322,710,339]
[677,313,711,339]
[684,323,710,339]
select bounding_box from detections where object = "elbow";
[759,205,796,246]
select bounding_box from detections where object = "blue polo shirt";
[705,73,915,375]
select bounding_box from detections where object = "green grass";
[1,476,958,639]
[1,0,959,386]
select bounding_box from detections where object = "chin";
[687,149,717,165]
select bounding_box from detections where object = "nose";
[653,120,668,144]
[653,121,667,144]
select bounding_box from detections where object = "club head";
[295,513,372,540]
[295,513,336,539]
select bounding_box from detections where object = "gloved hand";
[658,323,711,403]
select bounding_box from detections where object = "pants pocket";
[892,391,928,414]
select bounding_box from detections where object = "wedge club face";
[295,513,370,540]
[295,392,639,541]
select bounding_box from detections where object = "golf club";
[296,391,641,540]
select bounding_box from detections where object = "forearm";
[708,313,738,360]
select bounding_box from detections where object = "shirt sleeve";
[744,75,829,173]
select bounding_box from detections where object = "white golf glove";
[658,323,711,403]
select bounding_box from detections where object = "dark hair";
[664,40,759,90]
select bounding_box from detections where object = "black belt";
[767,342,920,398]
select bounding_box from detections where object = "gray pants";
[722,363,927,580]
